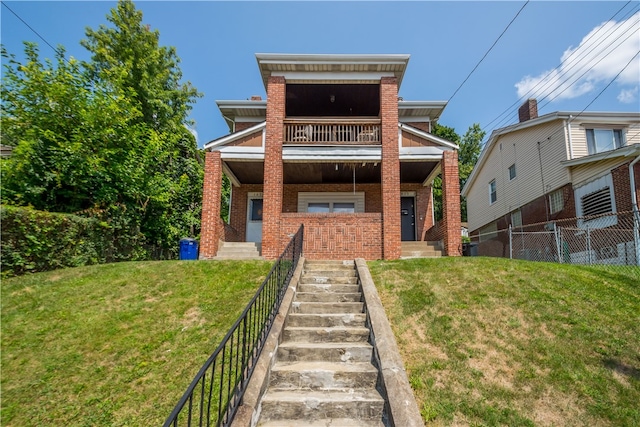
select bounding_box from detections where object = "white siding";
[570,157,629,188]
[570,120,640,159]
[467,119,570,232]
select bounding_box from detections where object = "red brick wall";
[200,151,223,259]
[262,76,286,259]
[441,150,462,256]
[381,77,401,259]
[281,213,383,260]
[612,160,640,212]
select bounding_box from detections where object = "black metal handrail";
[164,225,304,427]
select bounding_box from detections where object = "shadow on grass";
[603,358,640,380]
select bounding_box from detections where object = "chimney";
[518,99,538,122]
[250,95,262,101]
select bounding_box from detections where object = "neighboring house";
[462,99,640,238]
[200,53,462,260]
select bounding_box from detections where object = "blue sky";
[2,1,639,147]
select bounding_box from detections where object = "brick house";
[199,53,462,260]
[462,99,640,240]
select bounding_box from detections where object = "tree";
[458,123,485,222]
[431,123,461,221]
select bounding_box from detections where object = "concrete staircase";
[401,241,443,258]
[214,242,262,260]
[256,260,385,427]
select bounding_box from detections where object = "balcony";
[284,118,381,145]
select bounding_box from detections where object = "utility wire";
[2,2,67,60]
[482,1,638,131]
[447,0,530,103]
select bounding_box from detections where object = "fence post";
[634,209,640,266]
[509,224,513,260]
[554,222,562,264]
[586,226,592,265]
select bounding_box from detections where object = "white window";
[586,128,624,155]
[298,192,364,213]
[574,174,617,229]
[549,189,564,214]
[489,180,497,204]
[508,164,516,180]
[511,210,522,227]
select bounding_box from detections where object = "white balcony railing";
[284,118,381,145]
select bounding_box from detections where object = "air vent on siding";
[581,187,612,217]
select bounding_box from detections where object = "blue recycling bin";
[179,238,199,260]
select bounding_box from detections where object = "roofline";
[562,143,640,167]
[203,122,266,150]
[398,101,448,109]
[399,123,459,150]
[216,100,267,109]
[461,111,640,196]
[255,53,411,64]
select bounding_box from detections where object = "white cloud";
[617,86,638,103]
[185,124,199,144]
[515,12,640,103]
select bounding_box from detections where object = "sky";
[2,1,639,147]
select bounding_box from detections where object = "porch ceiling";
[224,160,439,185]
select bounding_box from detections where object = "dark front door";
[401,197,416,241]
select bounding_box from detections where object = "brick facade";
[199,151,223,259]
[380,77,401,259]
[441,150,462,256]
[262,76,286,259]
[612,160,640,212]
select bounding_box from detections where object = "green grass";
[1,260,272,426]
[368,257,640,426]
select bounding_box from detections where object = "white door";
[246,193,263,243]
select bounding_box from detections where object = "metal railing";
[163,225,304,427]
[283,118,381,145]
[470,211,640,277]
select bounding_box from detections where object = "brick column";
[262,76,285,259]
[381,77,401,259]
[200,151,223,259]
[442,150,462,256]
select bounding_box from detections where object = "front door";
[246,193,263,243]
[401,196,416,241]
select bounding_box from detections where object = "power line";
[447,0,530,104]
[482,1,638,132]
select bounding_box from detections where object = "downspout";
[565,117,574,160]
[630,154,640,265]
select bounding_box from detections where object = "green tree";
[458,123,485,222]
[431,123,461,221]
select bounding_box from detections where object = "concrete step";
[298,283,360,293]
[213,255,263,260]
[401,241,441,249]
[277,342,373,363]
[283,326,370,343]
[301,271,357,280]
[259,418,384,427]
[295,292,362,303]
[270,361,378,389]
[304,263,356,271]
[299,276,359,285]
[286,313,366,328]
[304,260,354,266]
[291,302,364,314]
[259,389,384,423]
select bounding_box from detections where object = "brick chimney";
[518,99,538,122]
[250,95,262,101]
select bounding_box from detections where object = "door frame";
[401,192,417,241]
[246,192,263,243]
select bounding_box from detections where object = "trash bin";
[179,238,199,260]
[463,242,479,256]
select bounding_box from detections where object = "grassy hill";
[2,257,638,426]
[369,258,639,426]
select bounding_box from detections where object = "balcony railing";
[284,118,381,145]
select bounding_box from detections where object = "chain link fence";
[470,210,640,277]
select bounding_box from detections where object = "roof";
[216,100,266,132]
[398,101,448,122]
[255,53,411,89]
[461,111,640,196]
[562,143,640,167]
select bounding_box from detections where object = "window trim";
[548,189,564,215]
[298,192,365,213]
[585,128,624,155]
[488,179,497,205]
[510,209,522,228]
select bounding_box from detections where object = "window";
[549,189,564,214]
[586,128,624,155]
[298,192,364,213]
[508,164,516,180]
[511,210,522,228]
[489,180,497,204]
[249,199,263,221]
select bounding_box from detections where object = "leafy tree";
[1,0,204,258]
[431,123,461,221]
[458,123,485,222]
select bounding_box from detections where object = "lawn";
[1,260,272,426]
[368,257,640,426]
[3,258,639,426]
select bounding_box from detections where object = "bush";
[0,205,166,278]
